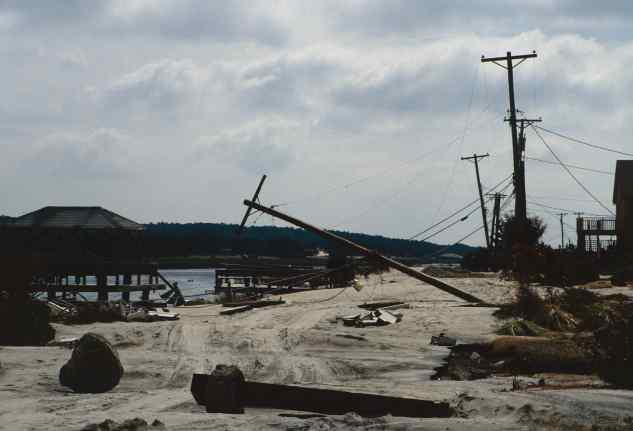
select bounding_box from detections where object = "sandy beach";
[2,271,633,430]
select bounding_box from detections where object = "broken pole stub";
[204,365,245,414]
[192,371,454,418]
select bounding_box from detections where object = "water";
[49,268,216,302]
[159,268,216,299]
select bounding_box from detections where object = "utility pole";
[574,212,585,252]
[486,192,507,250]
[507,116,542,221]
[239,199,484,303]
[481,51,537,237]
[558,212,568,249]
[461,153,490,248]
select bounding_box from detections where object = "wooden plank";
[358,301,405,310]
[222,300,285,308]
[220,305,253,315]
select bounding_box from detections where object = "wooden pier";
[32,262,170,302]
[214,265,337,300]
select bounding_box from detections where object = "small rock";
[59,333,124,393]
[470,352,481,362]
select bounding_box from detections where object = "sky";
[1,1,632,247]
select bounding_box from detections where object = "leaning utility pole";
[486,192,507,250]
[461,153,490,248]
[481,51,537,231]
[558,212,568,249]
[237,180,483,303]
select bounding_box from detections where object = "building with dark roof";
[9,206,143,231]
[2,206,182,303]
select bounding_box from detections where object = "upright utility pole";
[461,153,490,248]
[558,212,568,249]
[513,117,542,219]
[481,51,537,231]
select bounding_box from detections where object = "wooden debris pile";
[48,300,179,323]
[342,308,402,327]
[433,336,597,381]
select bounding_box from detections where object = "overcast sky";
[1,1,631,247]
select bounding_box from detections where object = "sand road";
[1,271,632,430]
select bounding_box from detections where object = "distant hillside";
[143,222,477,260]
[0,215,13,226]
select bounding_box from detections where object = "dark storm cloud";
[324,1,633,40]
[0,0,288,45]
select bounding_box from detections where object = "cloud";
[0,1,288,45]
[90,58,209,121]
[194,118,301,173]
[2,2,632,243]
[317,1,633,41]
[21,129,134,178]
[106,0,288,45]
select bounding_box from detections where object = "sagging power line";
[525,156,614,175]
[534,125,633,158]
[530,126,615,216]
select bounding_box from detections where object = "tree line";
[142,222,476,259]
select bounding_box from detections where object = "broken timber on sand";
[191,373,453,418]
[240,197,483,303]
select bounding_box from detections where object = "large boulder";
[205,364,245,413]
[59,333,123,393]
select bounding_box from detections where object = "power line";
[526,199,606,217]
[526,194,594,203]
[407,173,513,240]
[408,198,479,240]
[530,126,615,216]
[525,156,614,175]
[425,192,515,257]
[534,125,633,158]
[415,206,481,243]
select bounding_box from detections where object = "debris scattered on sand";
[220,305,253,315]
[80,418,165,431]
[358,301,404,310]
[127,308,179,322]
[335,334,367,341]
[433,335,598,381]
[48,301,180,324]
[430,333,457,347]
[496,319,547,336]
[60,333,124,393]
[222,299,285,308]
[48,336,79,348]
[341,309,402,327]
